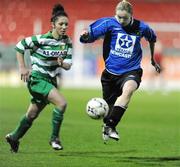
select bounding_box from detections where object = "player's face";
[53,16,69,36]
[116,10,131,27]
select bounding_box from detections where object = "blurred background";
[0,0,180,91]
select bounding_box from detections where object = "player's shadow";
[59,149,137,158]
[59,151,180,166]
[119,156,180,166]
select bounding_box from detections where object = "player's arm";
[143,23,161,73]
[15,37,35,82]
[16,51,30,82]
[149,41,161,73]
[80,29,91,43]
[57,41,73,70]
[80,18,110,43]
[57,57,72,70]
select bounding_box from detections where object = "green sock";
[11,115,32,141]
[51,108,64,140]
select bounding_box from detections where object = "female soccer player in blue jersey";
[6,4,72,152]
[80,0,161,141]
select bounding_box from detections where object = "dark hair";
[51,4,68,22]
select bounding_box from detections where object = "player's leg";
[103,69,143,141]
[101,70,121,141]
[108,80,138,126]
[6,103,46,153]
[47,87,67,150]
[101,70,117,122]
[103,80,138,141]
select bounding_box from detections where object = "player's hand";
[57,57,64,67]
[19,67,30,82]
[151,60,161,73]
[80,30,89,41]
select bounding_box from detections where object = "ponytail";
[51,4,68,23]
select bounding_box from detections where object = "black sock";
[105,106,126,128]
[103,104,113,123]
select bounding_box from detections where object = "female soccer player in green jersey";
[6,4,72,152]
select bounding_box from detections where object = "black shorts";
[101,68,143,105]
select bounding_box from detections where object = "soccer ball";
[86,97,109,119]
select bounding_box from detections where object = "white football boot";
[102,124,119,142]
[49,138,63,150]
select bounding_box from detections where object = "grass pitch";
[0,87,180,167]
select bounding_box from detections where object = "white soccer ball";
[86,97,109,119]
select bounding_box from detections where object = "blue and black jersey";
[80,17,156,75]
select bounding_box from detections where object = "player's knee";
[62,102,67,112]
[26,111,39,121]
[56,101,67,113]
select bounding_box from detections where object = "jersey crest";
[113,33,136,58]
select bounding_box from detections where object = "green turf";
[0,87,180,167]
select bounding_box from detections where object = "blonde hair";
[116,0,133,15]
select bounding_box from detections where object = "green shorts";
[27,71,57,105]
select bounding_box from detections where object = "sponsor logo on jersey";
[111,33,136,58]
[43,50,67,57]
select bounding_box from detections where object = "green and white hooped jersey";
[15,31,72,77]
